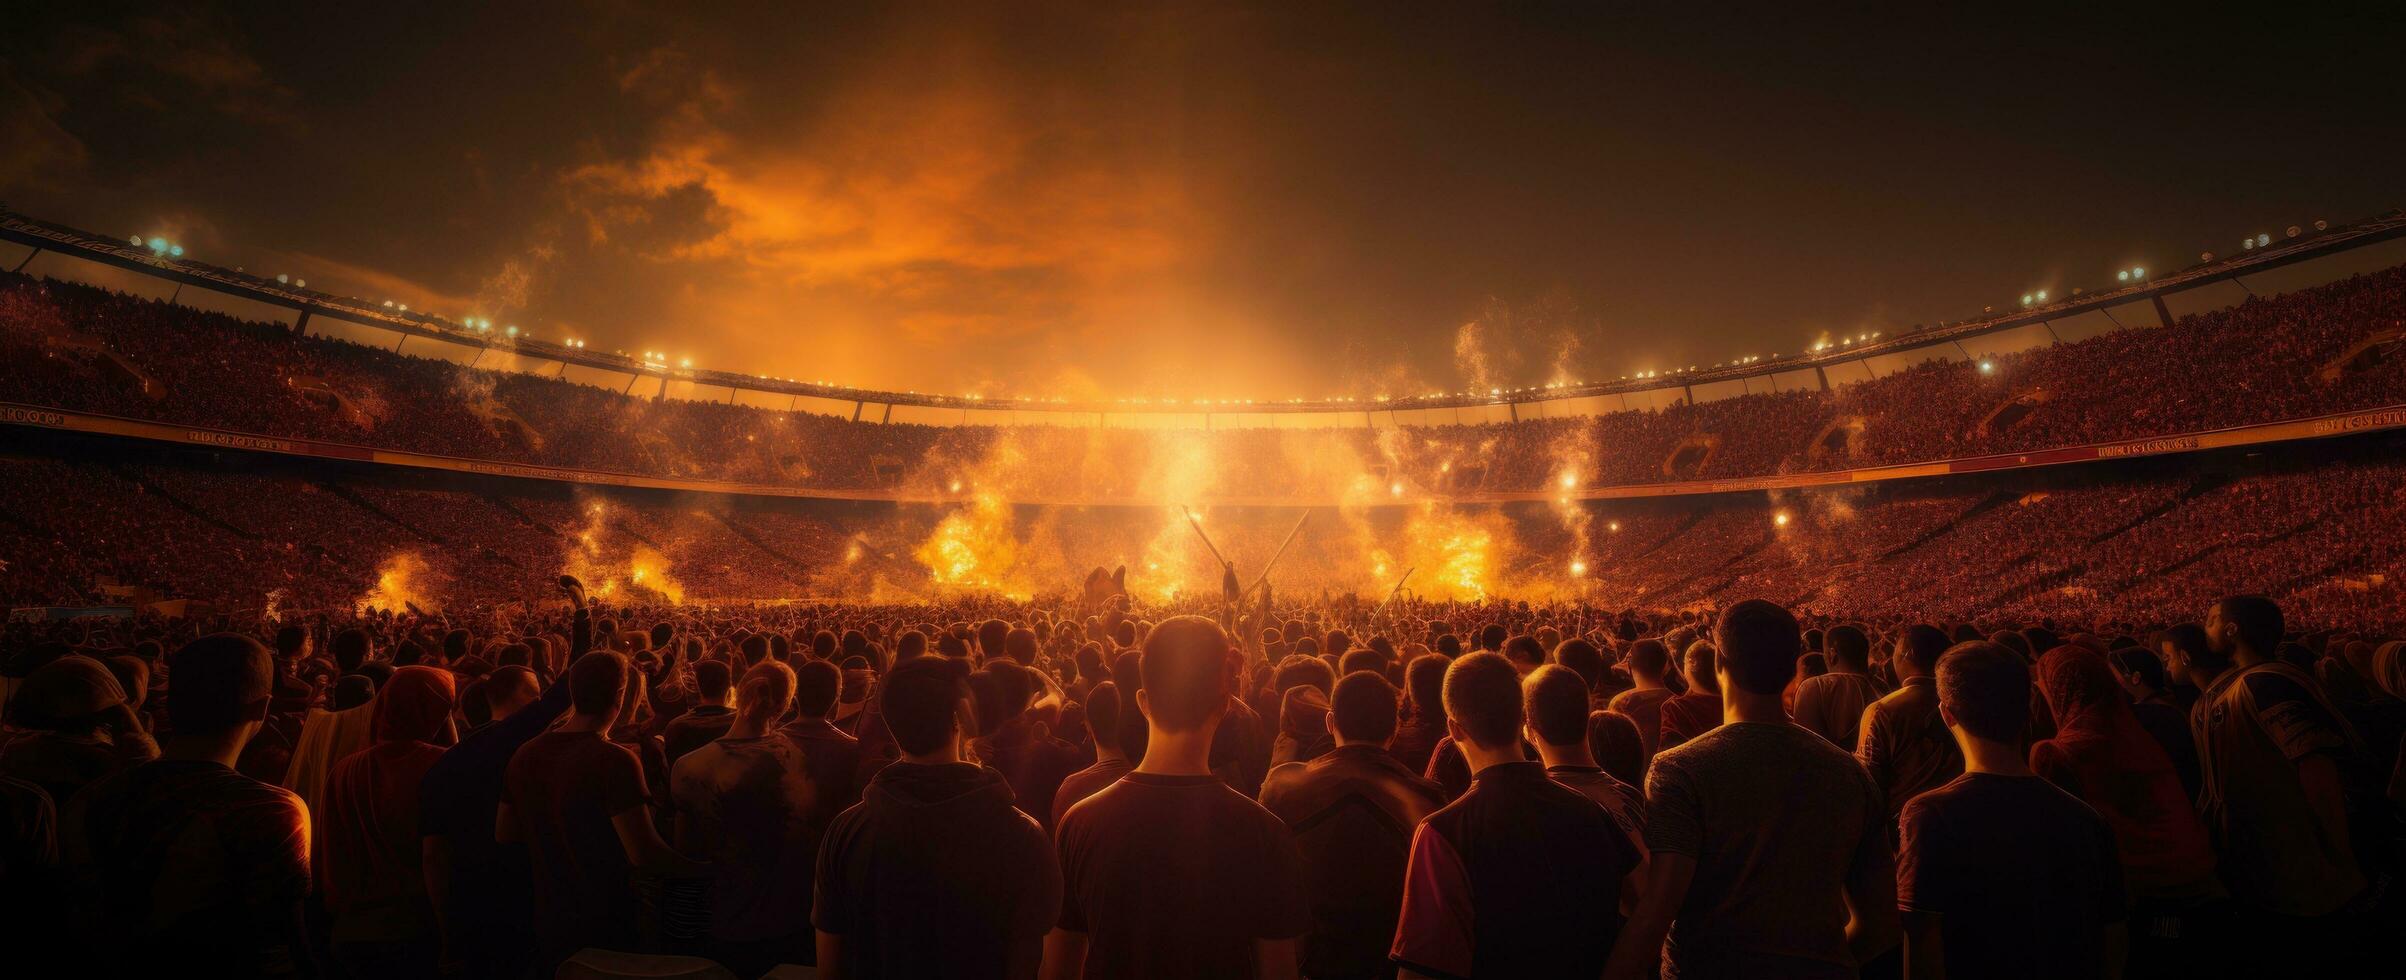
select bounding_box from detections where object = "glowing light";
[948,480,964,494]
[1979,360,1995,373]
[168,245,183,257]
[146,237,166,252]
[2117,270,2129,282]
[1607,520,1621,532]
[1774,511,1792,527]
[1558,472,1578,490]
[277,274,290,284]
[357,553,436,614]
[1569,559,1588,576]
[2036,290,2048,301]
[1389,481,1405,497]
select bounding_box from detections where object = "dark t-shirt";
[661,705,736,769]
[417,673,571,936]
[1644,721,1890,980]
[1050,756,1133,830]
[1898,772,2124,980]
[669,734,816,943]
[65,759,312,976]
[815,762,1061,980]
[502,730,650,964]
[1057,771,1311,979]
[1392,762,1638,979]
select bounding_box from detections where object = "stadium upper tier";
[4,204,2404,415]
[3,215,2406,505]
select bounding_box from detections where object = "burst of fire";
[562,499,687,605]
[358,553,436,614]
[1387,505,1502,602]
[913,492,1029,598]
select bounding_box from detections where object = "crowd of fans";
[4,262,2404,500]
[2,575,2396,978]
[4,441,2405,634]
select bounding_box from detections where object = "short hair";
[1552,639,1604,688]
[443,629,471,662]
[883,656,974,757]
[1938,642,2029,742]
[2216,595,2284,656]
[1714,599,1801,696]
[977,619,1010,660]
[486,665,538,711]
[1478,623,1508,651]
[740,660,796,718]
[1136,617,1232,732]
[1405,653,1447,716]
[1004,628,1038,665]
[569,651,628,716]
[1330,671,1400,744]
[1625,638,1669,676]
[1442,652,1523,749]
[795,659,842,717]
[1085,681,1122,751]
[1273,654,1335,697]
[460,679,493,728]
[1523,664,1592,747]
[2109,646,2166,691]
[812,630,839,660]
[167,634,275,734]
[274,625,308,659]
[1898,625,1951,674]
[2159,622,2209,662]
[1501,634,1546,667]
[1826,625,1870,668]
[1436,634,1463,658]
[693,660,733,702]
[332,628,372,672]
[333,674,376,711]
[1337,649,1384,678]
[1682,641,1719,696]
[740,634,771,667]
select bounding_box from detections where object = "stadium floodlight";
[129,235,143,246]
[506,326,519,337]
[169,245,184,257]
[1979,360,1995,373]
[398,304,408,312]
[2286,226,2301,239]
[2314,220,2328,231]
[147,237,166,252]
[2036,290,2047,301]
[277,274,290,284]
[2256,233,2270,247]
[2117,270,2129,282]
[295,280,306,288]
[2021,294,2032,306]
[2132,268,2143,280]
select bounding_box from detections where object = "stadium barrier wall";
[6,400,2405,507]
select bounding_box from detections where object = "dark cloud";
[5,3,2404,401]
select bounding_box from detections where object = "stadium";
[5,205,2406,629]
[3,6,2402,980]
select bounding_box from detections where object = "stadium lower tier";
[4,427,2401,632]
